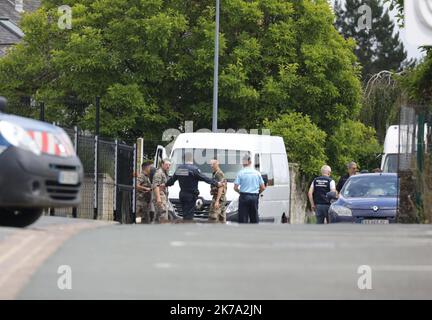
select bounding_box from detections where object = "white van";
[381,124,428,172]
[154,132,290,223]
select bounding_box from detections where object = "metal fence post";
[94,134,99,220]
[114,139,118,222]
[72,126,79,219]
[95,96,100,136]
[132,143,137,221]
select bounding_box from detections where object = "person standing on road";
[165,152,222,222]
[308,165,336,224]
[336,161,358,193]
[136,161,153,224]
[152,158,171,223]
[208,159,227,223]
[234,154,266,224]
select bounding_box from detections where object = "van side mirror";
[261,173,268,186]
[0,96,7,113]
[326,191,338,201]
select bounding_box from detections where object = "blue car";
[329,173,398,224]
[0,97,83,227]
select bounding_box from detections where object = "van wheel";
[0,208,43,228]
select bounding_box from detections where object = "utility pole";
[212,0,220,133]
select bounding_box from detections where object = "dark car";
[0,97,83,227]
[329,173,398,224]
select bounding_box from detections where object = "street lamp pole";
[212,0,220,133]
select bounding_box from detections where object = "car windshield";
[341,175,399,198]
[169,148,249,182]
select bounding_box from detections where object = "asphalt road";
[1,217,432,299]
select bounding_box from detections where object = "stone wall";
[289,163,308,224]
[50,173,115,221]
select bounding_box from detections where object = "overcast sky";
[329,0,425,61]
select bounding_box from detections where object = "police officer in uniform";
[234,154,266,224]
[152,158,171,223]
[308,165,337,224]
[136,161,153,224]
[208,159,227,223]
[165,152,222,222]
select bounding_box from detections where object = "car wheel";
[0,208,43,228]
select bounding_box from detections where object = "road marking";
[154,262,173,269]
[373,265,432,272]
[0,233,37,264]
[169,240,336,249]
[0,219,114,299]
[170,241,186,247]
[0,236,55,289]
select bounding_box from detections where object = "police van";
[154,132,290,223]
[0,97,83,227]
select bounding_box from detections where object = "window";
[260,154,274,186]
[383,154,398,173]
[0,19,24,38]
[342,175,398,198]
[254,153,260,170]
[169,148,248,182]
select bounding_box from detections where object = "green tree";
[334,0,409,82]
[362,71,400,143]
[0,0,362,140]
[327,119,381,175]
[263,113,327,178]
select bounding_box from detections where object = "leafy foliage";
[0,0,362,141]
[362,71,400,143]
[327,119,381,174]
[263,113,327,177]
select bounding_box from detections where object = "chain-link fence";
[397,105,432,223]
[52,127,137,223]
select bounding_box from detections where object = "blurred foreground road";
[1,216,431,299]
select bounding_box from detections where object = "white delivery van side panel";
[257,148,290,223]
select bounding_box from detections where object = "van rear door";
[258,153,290,223]
[154,145,167,168]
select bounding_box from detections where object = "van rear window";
[169,148,249,182]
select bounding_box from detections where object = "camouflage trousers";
[208,197,226,223]
[136,200,152,224]
[154,193,169,223]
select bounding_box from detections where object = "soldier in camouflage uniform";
[136,161,153,224]
[152,158,171,223]
[208,159,227,223]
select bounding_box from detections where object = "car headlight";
[226,198,239,214]
[0,121,41,156]
[330,204,352,217]
[57,129,76,157]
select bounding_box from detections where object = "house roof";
[0,0,41,56]
[0,1,21,25]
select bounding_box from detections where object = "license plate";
[361,219,389,225]
[58,171,79,185]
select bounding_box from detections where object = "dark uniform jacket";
[166,163,218,195]
[312,176,332,205]
[336,174,350,192]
